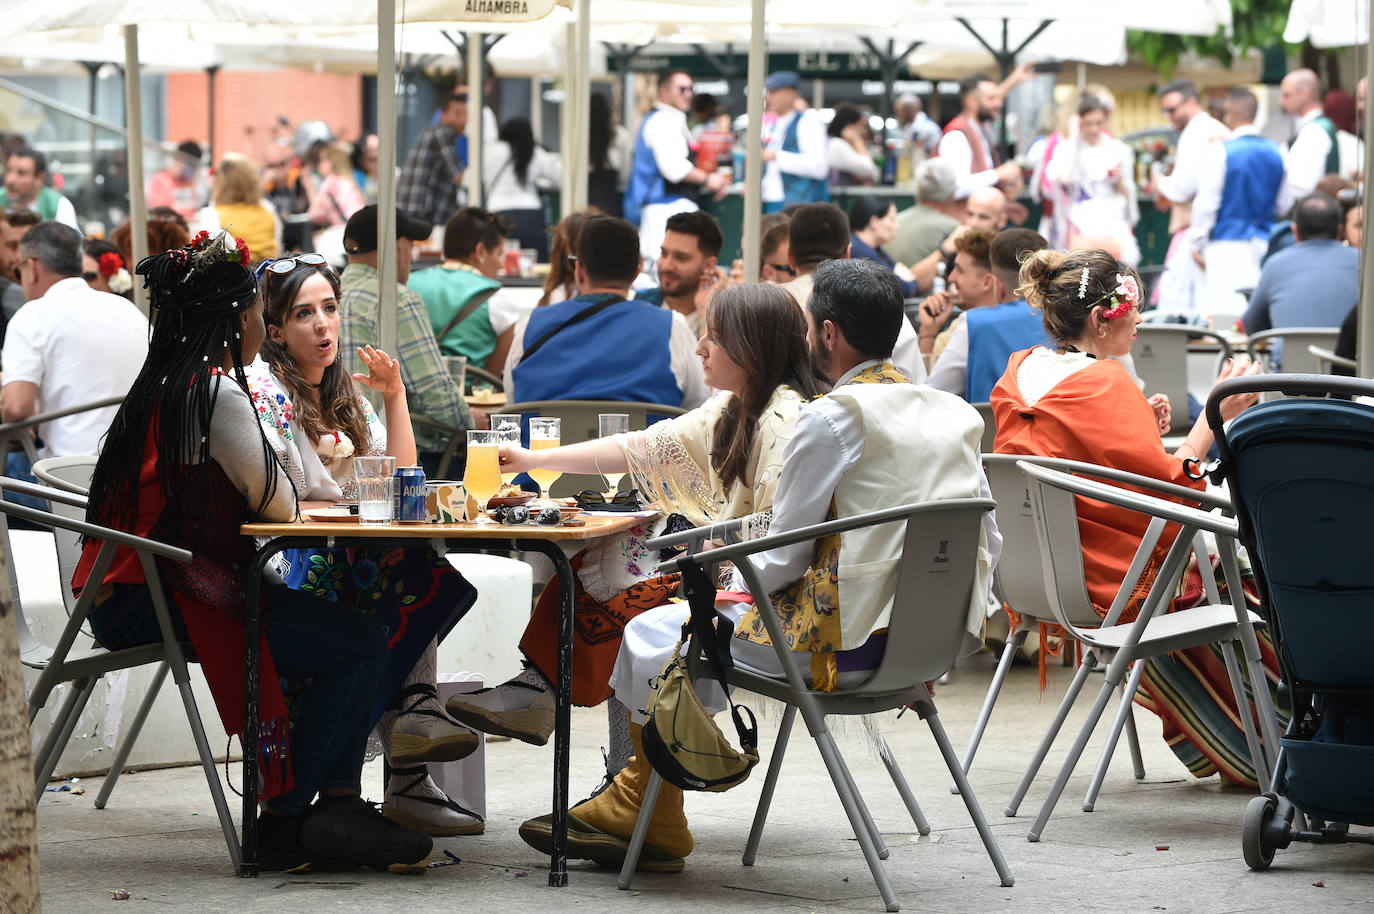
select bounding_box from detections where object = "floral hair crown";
[1076,266,1139,320]
[172,229,250,282]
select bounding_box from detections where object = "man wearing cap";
[761,71,830,211]
[624,69,731,266]
[338,205,475,472]
[397,93,468,228]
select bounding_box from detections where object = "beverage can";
[503,248,521,276]
[394,466,428,523]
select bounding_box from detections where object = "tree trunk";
[0,544,41,913]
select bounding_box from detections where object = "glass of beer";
[598,413,629,495]
[528,417,562,503]
[463,430,501,524]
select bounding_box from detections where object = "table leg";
[239,547,277,877]
[519,539,573,887]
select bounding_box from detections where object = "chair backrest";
[502,399,688,496]
[971,402,996,454]
[1133,325,1233,435]
[983,454,1104,630]
[860,499,994,692]
[32,456,96,613]
[1308,344,1357,375]
[1219,392,1374,691]
[1246,327,1340,374]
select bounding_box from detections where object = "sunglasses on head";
[254,252,328,280]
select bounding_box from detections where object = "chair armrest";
[1017,460,1238,539]
[0,475,89,509]
[0,395,124,437]
[658,498,995,572]
[986,453,1230,511]
[466,365,504,392]
[0,497,191,563]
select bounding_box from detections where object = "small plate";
[487,494,536,509]
[303,507,356,523]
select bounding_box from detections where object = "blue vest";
[964,300,1047,403]
[1212,134,1285,243]
[779,113,830,205]
[512,294,683,405]
[624,110,694,225]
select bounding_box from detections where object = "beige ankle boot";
[570,721,693,859]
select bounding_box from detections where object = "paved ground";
[35,652,1374,913]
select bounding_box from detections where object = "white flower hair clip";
[1077,266,1091,300]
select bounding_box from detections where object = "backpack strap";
[517,295,626,365]
[678,555,759,754]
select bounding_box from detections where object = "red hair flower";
[97,251,124,279]
[192,230,211,248]
[1103,272,1140,320]
[235,236,250,266]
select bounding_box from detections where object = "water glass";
[598,413,629,494]
[354,455,396,525]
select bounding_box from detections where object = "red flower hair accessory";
[1101,272,1139,320]
[97,251,124,279]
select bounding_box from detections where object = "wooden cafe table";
[237,507,654,884]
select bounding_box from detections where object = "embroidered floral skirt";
[278,545,476,722]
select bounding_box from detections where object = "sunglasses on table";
[573,489,645,511]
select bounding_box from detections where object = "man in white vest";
[517,258,1000,874]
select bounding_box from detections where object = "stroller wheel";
[1243,795,1278,870]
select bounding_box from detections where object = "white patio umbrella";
[0,0,567,354]
[1284,0,1369,46]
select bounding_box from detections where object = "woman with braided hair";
[73,230,440,871]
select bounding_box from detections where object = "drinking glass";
[463,430,502,524]
[528,416,562,502]
[444,355,467,393]
[492,415,522,485]
[598,413,629,494]
[354,455,396,525]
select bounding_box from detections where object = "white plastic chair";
[31,455,97,613]
[971,401,996,454]
[1246,327,1339,374]
[1,476,242,870]
[1307,344,1357,375]
[1008,461,1281,843]
[621,498,1013,912]
[0,397,124,466]
[1132,324,1233,448]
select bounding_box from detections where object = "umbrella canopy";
[1284,0,1369,47]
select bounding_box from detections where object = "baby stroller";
[1204,374,1374,870]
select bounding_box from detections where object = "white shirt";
[1280,107,1333,210]
[1155,110,1228,206]
[483,142,562,212]
[926,314,972,396]
[639,103,695,186]
[503,300,708,409]
[826,136,879,184]
[744,359,1000,594]
[1,277,148,459]
[1189,124,1281,251]
[762,110,829,204]
[938,125,999,199]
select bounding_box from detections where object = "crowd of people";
[1,56,1369,880]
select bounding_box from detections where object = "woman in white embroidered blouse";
[247,255,485,839]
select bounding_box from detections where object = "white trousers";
[1203,238,1267,328]
[638,198,699,264]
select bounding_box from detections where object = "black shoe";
[256,811,357,872]
[300,795,433,870]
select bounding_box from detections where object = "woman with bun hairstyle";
[990,247,1279,787]
[73,230,437,871]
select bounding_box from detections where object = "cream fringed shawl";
[619,385,807,527]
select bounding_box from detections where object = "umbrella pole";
[466,34,483,209]
[742,0,764,282]
[1360,0,1374,378]
[122,26,147,315]
[378,0,398,359]
[572,0,591,211]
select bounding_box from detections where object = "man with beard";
[0,148,78,229]
[0,208,38,324]
[938,72,1030,200]
[633,210,725,337]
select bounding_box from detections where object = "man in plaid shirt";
[339,205,475,470]
[397,92,468,227]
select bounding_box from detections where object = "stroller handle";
[1205,374,1374,433]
